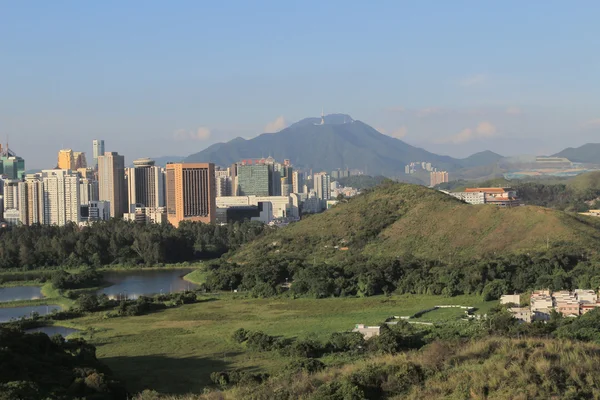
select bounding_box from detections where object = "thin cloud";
[417,107,444,118]
[173,127,211,141]
[581,119,600,129]
[264,116,287,133]
[459,73,487,87]
[435,121,497,144]
[385,106,405,113]
[506,106,523,115]
[378,126,408,139]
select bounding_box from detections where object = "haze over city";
[3,1,600,169]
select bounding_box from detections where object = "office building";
[292,171,304,194]
[216,195,299,224]
[80,201,111,223]
[313,172,331,201]
[123,206,167,224]
[98,152,127,218]
[236,163,272,196]
[166,162,216,226]
[42,169,80,226]
[79,178,99,205]
[430,171,449,187]
[126,158,165,209]
[92,139,105,169]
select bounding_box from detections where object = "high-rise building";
[292,171,304,194]
[166,162,216,226]
[236,163,272,196]
[430,171,449,187]
[92,139,105,169]
[0,156,25,180]
[57,149,75,170]
[98,152,126,218]
[79,178,99,205]
[42,169,80,226]
[59,149,87,170]
[126,158,165,209]
[25,174,44,225]
[73,152,87,169]
[313,172,331,201]
[215,169,232,197]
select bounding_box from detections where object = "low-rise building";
[509,307,532,323]
[352,324,381,339]
[575,289,598,303]
[500,294,521,305]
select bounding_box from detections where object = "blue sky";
[2,1,600,168]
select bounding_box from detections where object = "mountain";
[229,182,600,263]
[184,114,501,176]
[553,143,600,164]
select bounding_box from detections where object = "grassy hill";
[181,337,600,400]
[567,170,600,192]
[230,182,600,263]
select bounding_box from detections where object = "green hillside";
[230,182,600,263]
[567,170,600,192]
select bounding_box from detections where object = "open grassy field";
[67,293,495,394]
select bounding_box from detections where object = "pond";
[0,305,61,323]
[0,286,43,302]
[25,326,80,337]
[98,268,198,300]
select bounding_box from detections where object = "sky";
[2,0,600,168]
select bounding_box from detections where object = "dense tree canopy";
[0,219,269,270]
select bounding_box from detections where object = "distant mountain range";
[553,144,600,164]
[184,114,503,176]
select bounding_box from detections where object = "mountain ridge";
[184,114,503,176]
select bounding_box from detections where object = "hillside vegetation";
[134,337,600,400]
[231,182,600,263]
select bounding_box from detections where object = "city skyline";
[3,2,600,168]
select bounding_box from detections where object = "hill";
[229,182,600,263]
[184,337,600,400]
[553,143,600,164]
[567,170,600,192]
[184,114,501,177]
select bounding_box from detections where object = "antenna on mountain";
[320,108,325,125]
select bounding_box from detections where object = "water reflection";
[0,305,61,323]
[26,326,79,337]
[99,269,198,300]
[0,286,43,302]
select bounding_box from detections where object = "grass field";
[66,293,495,394]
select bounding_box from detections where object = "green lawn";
[67,293,495,394]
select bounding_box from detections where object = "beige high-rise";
[57,149,75,170]
[166,163,216,226]
[98,152,127,218]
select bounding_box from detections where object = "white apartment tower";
[313,172,331,200]
[42,170,80,226]
[126,158,165,209]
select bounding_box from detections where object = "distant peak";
[289,113,355,128]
